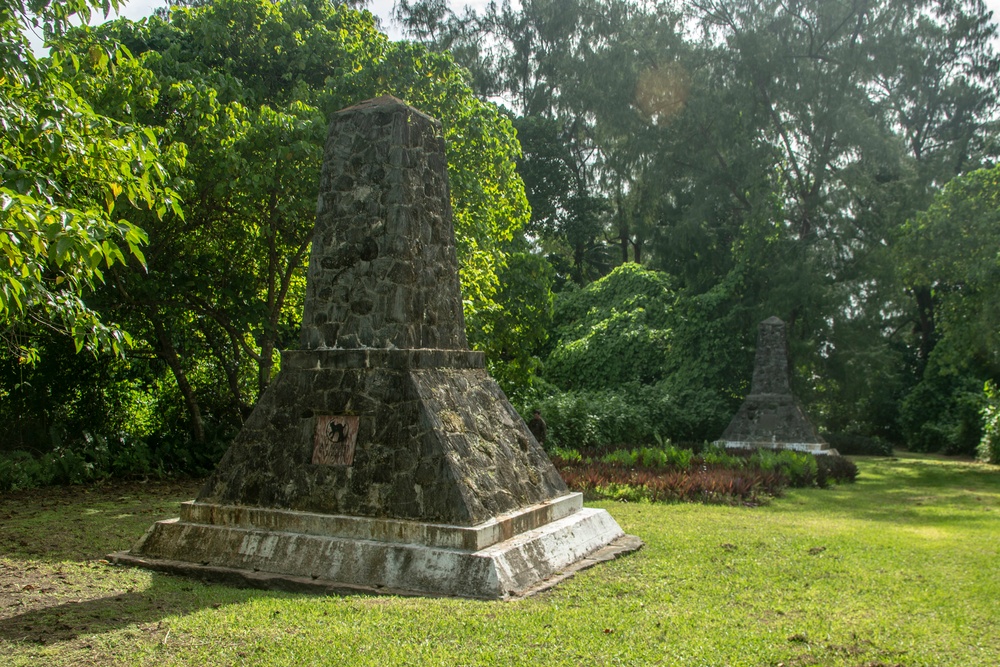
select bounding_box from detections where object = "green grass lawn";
[0,454,997,666]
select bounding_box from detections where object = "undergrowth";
[551,444,858,505]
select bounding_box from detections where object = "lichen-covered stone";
[197,350,567,525]
[299,96,467,351]
[191,96,569,524]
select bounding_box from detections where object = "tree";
[466,249,555,398]
[669,0,999,436]
[398,0,1000,443]
[897,164,1000,378]
[73,0,530,442]
[544,263,675,390]
[533,264,732,446]
[396,0,688,283]
[0,0,180,362]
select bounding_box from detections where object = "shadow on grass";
[776,455,1000,528]
[0,479,401,651]
[0,480,246,647]
[0,572,263,645]
[0,479,204,564]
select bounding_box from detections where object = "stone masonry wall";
[299,96,467,350]
[749,316,792,395]
[197,351,567,526]
[194,97,570,525]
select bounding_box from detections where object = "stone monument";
[110,96,639,599]
[716,316,837,455]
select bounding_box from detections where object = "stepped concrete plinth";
[110,96,639,599]
[716,317,838,456]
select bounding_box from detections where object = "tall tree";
[399,0,1000,440]
[673,0,999,432]
[397,0,688,283]
[0,0,180,362]
[74,0,530,442]
[896,164,1000,380]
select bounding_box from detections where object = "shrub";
[816,455,860,486]
[701,444,740,467]
[635,447,664,467]
[650,444,692,468]
[749,449,817,487]
[602,449,638,467]
[551,444,855,506]
[978,381,1000,464]
[0,424,231,492]
[40,447,96,485]
[549,446,582,463]
[899,364,986,456]
[544,264,676,391]
[595,444,694,469]
[535,383,731,450]
[822,432,893,456]
[556,460,780,505]
[0,451,47,491]
[537,391,605,449]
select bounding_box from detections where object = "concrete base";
[719,440,840,456]
[717,388,836,456]
[109,493,641,600]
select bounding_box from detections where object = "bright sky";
[25,0,1000,57]
[24,0,470,47]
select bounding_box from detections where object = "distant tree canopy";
[897,164,1000,379]
[2,0,1000,484]
[1,0,534,458]
[893,164,1000,454]
[396,0,1000,453]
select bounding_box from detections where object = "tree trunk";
[258,342,275,397]
[152,319,205,443]
[914,285,936,367]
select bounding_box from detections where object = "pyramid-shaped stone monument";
[110,96,639,599]
[716,317,837,455]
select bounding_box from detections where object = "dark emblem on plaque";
[312,415,359,465]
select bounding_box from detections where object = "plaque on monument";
[110,96,640,598]
[312,416,359,466]
[716,316,838,455]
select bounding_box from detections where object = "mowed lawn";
[0,454,997,666]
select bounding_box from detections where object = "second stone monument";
[716,316,837,455]
[111,96,639,598]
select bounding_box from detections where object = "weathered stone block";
[300,97,466,351]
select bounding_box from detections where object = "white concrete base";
[718,440,840,456]
[109,495,640,599]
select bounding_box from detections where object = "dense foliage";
[3,0,1000,484]
[526,264,732,445]
[2,0,534,471]
[1,0,180,362]
[894,164,1000,455]
[978,381,1000,464]
[400,0,1000,457]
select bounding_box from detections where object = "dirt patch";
[0,479,203,561]
[0,478,205,652]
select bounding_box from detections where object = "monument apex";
[300,96,467,351]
